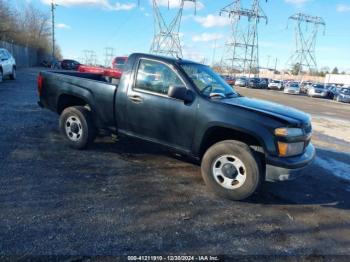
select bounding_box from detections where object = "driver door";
[124,58,197,153]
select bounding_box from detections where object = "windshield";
[272,80,280,83]
[314,84,325,89]
[114,58,127,70]
[180,63,238,98]
[341,88,350,95]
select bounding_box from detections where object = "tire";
[201,140,262,201]
[0,69,3,83]
[59,106,96,149]
[9,67,16,80]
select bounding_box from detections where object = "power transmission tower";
[286,13,326,74]
[104,47,115,67]
[83,50,95,65]
[220,0,267,77]
[150,0,197,58]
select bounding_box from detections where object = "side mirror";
[168,85,194,103]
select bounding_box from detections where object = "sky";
[17,0,350,71]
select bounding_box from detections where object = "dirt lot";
[1,69,350,258]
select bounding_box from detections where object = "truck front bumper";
[265,143,316,182]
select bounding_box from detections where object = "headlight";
[278,141,304,157]
[275,128,304,137]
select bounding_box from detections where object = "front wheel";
[9,67,16,80]
[59,106,96,149]
[201,140,262,200]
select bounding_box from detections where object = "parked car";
[112,56,128,70]
[259,78,269,89]
[333,88,350,103]
[61,59,81,71]
[284,82,300,95]
[268,80,283,90]
[221,75,235,86]
[78,64,123,83]
[300,81,313,94]
[38,53,315,201]
[0,48,16,82]
[235,77,247,87]
[327,86,340,99]
[307,84,329,98]
[247,78,261,88]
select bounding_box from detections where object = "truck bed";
[39,70,118,129]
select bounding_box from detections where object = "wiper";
[209,93,226,98]
[224,92,238,97]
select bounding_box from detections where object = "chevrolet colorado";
[38,53,315,200]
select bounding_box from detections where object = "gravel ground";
[1,69,350,259]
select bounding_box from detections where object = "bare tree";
[0,0,60,57]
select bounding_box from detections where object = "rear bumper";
[338,97,350,103]
[284,90,300,94]
[310,93,328,97]
[265,143,316,182]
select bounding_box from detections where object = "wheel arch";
[198,125,266,159]
[57,93,90,114]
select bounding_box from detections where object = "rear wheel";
[59,106,96,149]
[9,67,16,80]
[201,140,262,200]
[0,69,3,82]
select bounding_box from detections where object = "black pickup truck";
[38,53,315,200]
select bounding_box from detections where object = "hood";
[221,96,310,125]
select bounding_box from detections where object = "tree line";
[291,63,346,77]
[0,0,61,58]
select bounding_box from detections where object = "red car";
[112,56,128,70]
[220,75,236,86]
[78,56,128,82]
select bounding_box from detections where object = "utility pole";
[266,55,271,68]
[51,0,57,59]
[274,57,278,72]
[211,39,217,67]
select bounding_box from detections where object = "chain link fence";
[0,41,50,68]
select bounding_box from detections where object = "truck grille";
[303,122,312,147]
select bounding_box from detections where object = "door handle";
[128,95,143,103]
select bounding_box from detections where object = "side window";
[3,50,10,59]
[0,51,5,60]
[135,59,183,95]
